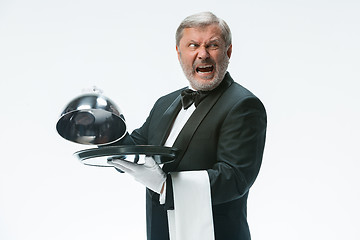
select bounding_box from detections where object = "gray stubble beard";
[179,52,229,91]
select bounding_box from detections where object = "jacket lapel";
[163,73,233,173]
[150,94,183,146]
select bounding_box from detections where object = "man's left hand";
[107,156,166,194]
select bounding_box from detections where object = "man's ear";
[176,45,181,61]
[227,44,232,59]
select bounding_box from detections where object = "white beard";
[179,53,230,91]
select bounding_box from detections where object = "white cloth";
[167,171,215,240]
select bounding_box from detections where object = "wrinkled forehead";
[179,25,224,45]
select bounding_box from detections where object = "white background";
[1,0,359,239]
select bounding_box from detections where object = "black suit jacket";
[118,72,267,240]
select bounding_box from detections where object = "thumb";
[144,156,157,167]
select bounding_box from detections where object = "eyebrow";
[187,37,221,44]
[207,39,221,44]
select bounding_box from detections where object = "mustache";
[193,58,216,68]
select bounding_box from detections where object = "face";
[176,24,232,91]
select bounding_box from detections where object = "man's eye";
[189,43,198,47]
[208,44,219,49]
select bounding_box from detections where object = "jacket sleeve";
[107,99,159,146]
[207,96,267,205]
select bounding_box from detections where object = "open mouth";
[196,65,214,74]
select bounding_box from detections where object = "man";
[107,12,267,240]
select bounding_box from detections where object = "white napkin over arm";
[166,171,215,240]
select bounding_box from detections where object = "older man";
[108,12,267,240]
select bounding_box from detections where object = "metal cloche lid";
[56,87,127,146]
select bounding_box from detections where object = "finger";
[107,155,127,161]
[107,160,133,173]
[144,156,157,167]
[110,158,138,170]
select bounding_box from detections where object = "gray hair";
[175,12,232,47]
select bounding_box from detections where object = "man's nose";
[197,46,210,60]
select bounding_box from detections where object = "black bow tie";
[181,89,209,109]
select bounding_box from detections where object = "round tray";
[73,145,178,167]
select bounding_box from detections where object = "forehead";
[180,24,223,44]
